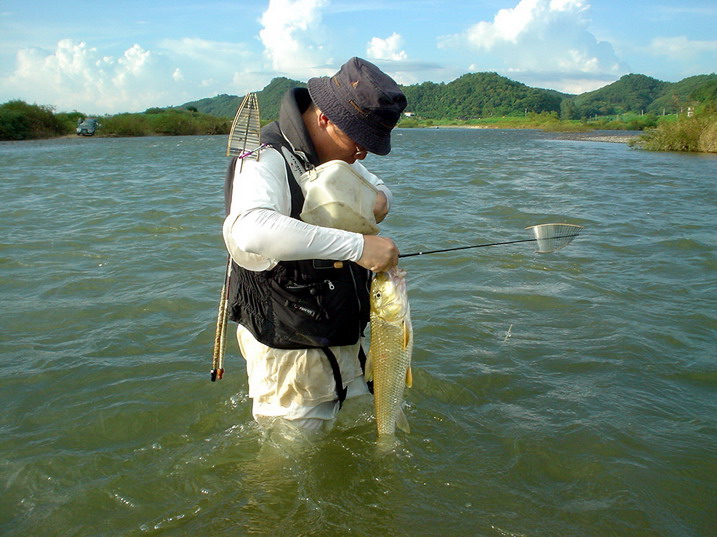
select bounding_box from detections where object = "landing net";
[525,223,584,253]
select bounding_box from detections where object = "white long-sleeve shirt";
[222,146,391,271]
[222,146,392,424]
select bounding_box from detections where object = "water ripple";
[1,132,716,537]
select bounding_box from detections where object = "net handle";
[399,223,583,258]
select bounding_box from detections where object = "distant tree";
[560,98,577,120]
[0,106,30,140]
[0,100,67,140]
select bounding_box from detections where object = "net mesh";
[525,223,583,253]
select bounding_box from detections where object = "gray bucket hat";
[307,57,407,155]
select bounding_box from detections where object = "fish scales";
[366,267,413,436]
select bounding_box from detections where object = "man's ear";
[317,112,331,129]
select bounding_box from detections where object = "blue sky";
[1,0,716,114]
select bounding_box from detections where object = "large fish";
[365,266,413,436]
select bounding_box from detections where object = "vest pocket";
[267,278,361,348]
[270,280,323,320]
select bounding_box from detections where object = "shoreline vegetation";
[1,99,716,153]
[0,101,231,141]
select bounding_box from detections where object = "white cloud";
[1,39,182,113]
[0,35,275,113]
[639,35,717,81]
[258,0,334,78]
[159,37,253,70]
[367,33,408,61]
[158,37,266,95]
[115,44,151,79]
[466,0,591,48]
[649,36,717,60]
[440,0,627,92]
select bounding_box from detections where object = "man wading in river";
[222,57,407,431]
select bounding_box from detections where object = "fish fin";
[396,407,410,434]
[405,366,413,388]
[402,320,411,349]
[364,352,374,382]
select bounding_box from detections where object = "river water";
[1,130,715,537]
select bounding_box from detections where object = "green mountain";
[179,71,717,122]
[570,74,668,117]
[256,77,307,120]
[179,93,243,118]
[567,73,717,118]
[648,74,717,114]
[400,72,568,119]
[180,77,305,121]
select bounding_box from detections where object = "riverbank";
[424,112,717,152]
[551,130,642,144]
[0,100,230,141]
[431,124,641,144]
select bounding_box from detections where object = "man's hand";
[373,191,389,223]
[357,235,399,273]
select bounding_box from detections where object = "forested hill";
[570,73,717,117]
[400,73,568,119]
[180,72,717,122]
[180,77,305,121]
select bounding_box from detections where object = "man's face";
[323,120,368,164]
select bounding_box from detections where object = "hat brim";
[308,77,392,156]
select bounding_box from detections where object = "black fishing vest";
[224,122,371,350]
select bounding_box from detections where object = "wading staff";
[210,256,230,381]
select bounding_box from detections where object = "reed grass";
[629,112,717,153]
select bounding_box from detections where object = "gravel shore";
[444,125,642,144]
[552,130,641,144]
